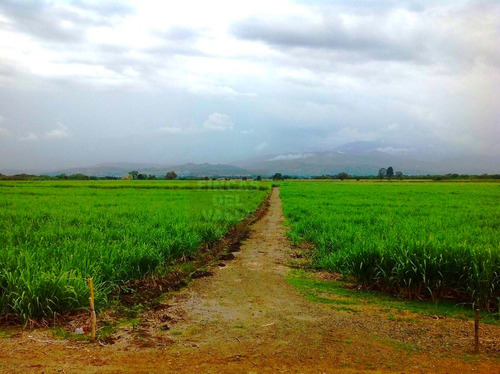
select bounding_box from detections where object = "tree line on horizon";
[1,170,499,181]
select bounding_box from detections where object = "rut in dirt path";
[159,187,413,364]
[165,186,329,352]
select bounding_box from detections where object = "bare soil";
[0,187,499,373]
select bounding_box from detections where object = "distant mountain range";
[233,142,500,176]
[2,142,499,177]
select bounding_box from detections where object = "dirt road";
[0,188,499,373]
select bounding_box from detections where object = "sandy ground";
[0,187,499,373]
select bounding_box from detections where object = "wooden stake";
[474,308,480,353]
[88,278,96,340]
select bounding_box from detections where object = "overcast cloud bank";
[0,0,498,170]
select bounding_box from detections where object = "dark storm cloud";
[231,15,424,62]
[231,1,500,68]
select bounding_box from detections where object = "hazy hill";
[236,142,437,176]
[2,141,498,177]
[236,142,499,176]
[42,162,251,178]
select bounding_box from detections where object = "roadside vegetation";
[0,180,269,321]
[287,270,500,325]
[280,181,500,312]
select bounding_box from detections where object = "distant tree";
[69,173,89,180]
[256,175,262,181]
[166,171,178,180]
[338,172,349,180]
[148,174,156,180]
[272,173,283,181]
[395,171,403,179]
[386,166,394,179]
[242,176,247,181]
[378,168,387,179]
[128,171,139,180]
[137,173,147,180]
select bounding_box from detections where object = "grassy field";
[0,180,269,321]
[280,181,500,311]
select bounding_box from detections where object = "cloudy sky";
[0,0,499,171]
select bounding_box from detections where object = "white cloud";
[19,132,39,141]
[0,115,8,136]
[269,153,314,161]
[159,115,235,135]
[45,122,69,139]
[336,127,378,142]
[202,113,233,131]
[16,123,70,142]
[255,142,268,152]
[376,146,414,155]
[386,123,400,131]
[158,126,187,134]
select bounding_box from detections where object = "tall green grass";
[0,181,269,321]
[280,181,500,311]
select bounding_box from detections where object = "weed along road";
[1,187,499,373]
